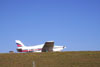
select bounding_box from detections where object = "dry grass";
[0,51,100,67]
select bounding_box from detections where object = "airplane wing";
[42,41,54,52]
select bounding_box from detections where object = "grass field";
[0,51,100,67]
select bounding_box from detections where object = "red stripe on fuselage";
[21,49,42,52]
[22,50,29,52]
[34,48,42,51]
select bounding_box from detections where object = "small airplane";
[15,40,66,52]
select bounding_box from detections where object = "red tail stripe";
[17,45,22,47]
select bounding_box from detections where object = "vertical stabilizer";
[15,40,25,47]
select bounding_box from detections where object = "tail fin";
[15,40,25,47]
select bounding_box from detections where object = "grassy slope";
[0,51,100,67]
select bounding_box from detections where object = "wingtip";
[47,41,54,42]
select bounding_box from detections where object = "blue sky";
[0,0,100,53]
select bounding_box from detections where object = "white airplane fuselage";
[17,45,64,52]
[16,40,66,52]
